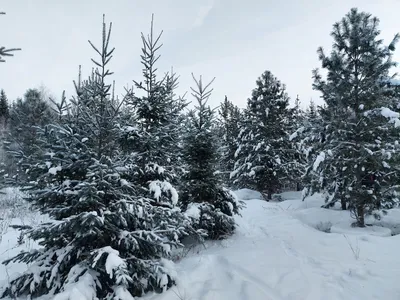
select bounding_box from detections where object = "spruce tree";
[181,74,242,240]
[1,16,190,299]
[0,89,9,127]
[218,95,242,187]
[232,70,296,200]
[289,95,306,191]
[122,16,187,208]
[8,89,55,157]
[304,8,400,226]
[0,12,20,62]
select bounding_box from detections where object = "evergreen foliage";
[231,70,297,199]
[218,96,242,187]
[8,89,55,157]
[0,89,9,127]
[181,74,243,240]
[122,16,187,208]
[0,12,21,62]
[303,8,400,226]
[1,16,191,299]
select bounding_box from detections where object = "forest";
[1,7,400,300]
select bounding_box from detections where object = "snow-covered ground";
[144,191,400,300]
[1,189,400,299]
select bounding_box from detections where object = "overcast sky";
[1,0,400,109]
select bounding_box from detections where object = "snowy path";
[145,194,400,300]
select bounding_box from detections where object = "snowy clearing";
[1,190,400,299]
[144,191,400,300]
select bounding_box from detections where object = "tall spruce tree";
[218,95,242,187]
[122,16,187,208]
[1,16,190,299]
[303,8,400,226]
[181,74,242,240]
[0,12,20,62]
[231,70,296,199]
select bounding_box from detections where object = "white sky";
[1,0,400,109]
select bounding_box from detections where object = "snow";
[313,151,326,171]
[48,165,62,175]
[149,180,179,205]
[2,190,400,299]
[289,126,304,141]
[379,107,400,127]
[380,107,399,118]
[233,188,264,200]
[184,203,201,219]
[143,191,400,300]
[92,246,126,279]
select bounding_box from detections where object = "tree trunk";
[296,182,301,191]
[356,205,365,227]
[341,197,347,210]
[267,191,272,201]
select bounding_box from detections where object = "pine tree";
[231,70,296,200]
[0,12,20,62]
[181,74,243,240]
[1,16,191,299]
[304,8,400,226]
[218,95,242,187]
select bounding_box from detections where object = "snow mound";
[331,223,392,237]
[233,188,264,200]
[366,208,400,236]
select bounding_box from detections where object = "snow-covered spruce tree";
[304,8,400,226]
[231,70,297,200]
[180,74,242,240]
[8,89,55,157]
[0,12,20,62]
[217,96,242,187]
[121,15,187,208]
[4,89,55,183]
[0,89,9,128]
[1,16,189,299]
[288,95,307,191]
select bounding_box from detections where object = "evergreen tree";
[2,16,190,299]
[289,95,306,191]
[0,89,9,127]
[231,70,296,200]
[8,89,55,157]
[181,74,242,240]
[122,15,187,208]
[218,95,242,187]
[0,12,20,62]
[304,8,400,226]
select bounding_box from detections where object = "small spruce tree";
[181,74,243,240]
[218,95,242,187]
[232,70,295,200]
